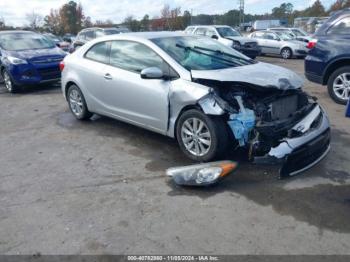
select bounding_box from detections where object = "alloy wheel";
[3,71,12,92]
[181,117,212,157]
[281,49,291,59]
[69,89,84,117]
[333,73,350,101]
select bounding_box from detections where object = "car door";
[78,41,111,111]
[252,32,267,53]
[100,40,172,133]
[263,32,281,54]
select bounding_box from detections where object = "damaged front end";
[195,78,330,178]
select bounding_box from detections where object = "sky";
[0,0,335,27]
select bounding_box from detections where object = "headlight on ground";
[6,56,27,65]
[166,161,238,186]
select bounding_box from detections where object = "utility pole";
[238,0,245,27]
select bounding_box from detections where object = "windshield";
[275,32,293,40]
[216,27,241,37]
[0,33,56,51]
[152,36,253,71]
[292,28,308,36]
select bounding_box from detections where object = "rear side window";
[194,28,206,36]
[253,32,264,38]
[85,30,95,40]
[328,17,350,35]
[85,42,110,64]
[185,27,195,34]
[109,41,165,73]
[204,29,216,37]
[77,32,86,40]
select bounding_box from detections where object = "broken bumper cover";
[254,104,330,177]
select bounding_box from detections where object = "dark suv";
[305,9,350,104]
[73,27,130,50]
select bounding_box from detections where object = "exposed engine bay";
[196,79,325,176]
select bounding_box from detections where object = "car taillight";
[307,39,318,49]
[59,61,65,72]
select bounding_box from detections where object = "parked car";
[267,27,312,43]
[185,25,261,59]
[305,9,350,104]
[63,33,76,43]
[43,33,70,52]
[249,30,308,59]
[73,27,130,50]
[0,31,66,93]
[61,32,330,177]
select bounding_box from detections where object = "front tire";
[281,47,292,59]
[176,109,229,162]
[1,70,20,93]
[67,85,93,120]
[327,66,350,105]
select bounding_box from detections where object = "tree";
[59,1,84,34]
[26,11,43,30]
[182,10,191,28]
[140,14,150,31]
[82,16,93,28]
[160,4,171,30]
[304,0,326,17]
[43,9,63,35]
[0,16,5,30]
[329,0,350,12]
[272,3,293,19]
[123,15,141,32]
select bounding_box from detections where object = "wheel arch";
[173,104,202,141]
[323,58,350,85]
[64,81,78,100]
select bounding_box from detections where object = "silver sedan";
[249,30,308,59]
[61,32,330,176]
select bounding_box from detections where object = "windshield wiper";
[176,43,243,67]
[193,46,253,65]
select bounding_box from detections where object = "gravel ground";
[0,56,349,255]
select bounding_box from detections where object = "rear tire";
[67,85,93,120]
[327,66,350,105]
[176,109,229,162]
[281,47,292,59]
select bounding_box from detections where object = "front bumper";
[8,62,61,86]
[239,46,262,58]
[254,104,330,177]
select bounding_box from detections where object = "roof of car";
[98,31,187,40]
[0,30,36,35]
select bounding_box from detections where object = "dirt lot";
[0,56,349,255]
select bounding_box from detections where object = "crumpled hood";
[225,36,257,44]
[191,62,304,90]
[5,47,66,61]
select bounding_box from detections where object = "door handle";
[104,73,112,80]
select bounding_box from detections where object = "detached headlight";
[166,161,238,186]
[6,56,27,65]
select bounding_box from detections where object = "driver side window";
[109,41,165,73]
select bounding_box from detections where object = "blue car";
[305,8,350,104]
[0,31,66,93]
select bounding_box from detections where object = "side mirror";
[211,35,218,40]
[140,67,163,79]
